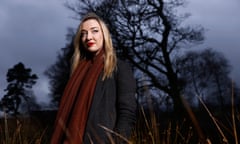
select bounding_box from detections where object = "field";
[0,105,239,144]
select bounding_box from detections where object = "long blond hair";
[72,12,117,80]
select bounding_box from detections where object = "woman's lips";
[87,42,94,47]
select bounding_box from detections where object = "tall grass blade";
[231,81,238,144]
[99,124,132,144]
[198,95,228,143]
[4,112,9,144]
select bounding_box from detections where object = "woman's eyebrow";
[91,27,98,29]
[82,27,99,31]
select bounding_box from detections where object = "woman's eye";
[92,29,98,33]
[81,32,87,37]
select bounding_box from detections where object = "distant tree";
[0,62,38,115]
[21,90,41,113]
[66,0,204,114]
[178,48,232,108]
[232,84,240,107]
[44,28,74,107]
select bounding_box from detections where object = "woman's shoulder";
[116,59,132,70]
[115,59,134,79]
[115,59,136,91]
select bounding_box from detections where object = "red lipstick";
[87,42,94,47]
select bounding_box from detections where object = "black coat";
[83,60,137,144]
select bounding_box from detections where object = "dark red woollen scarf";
[51,50,104,144]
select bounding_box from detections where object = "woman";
[51,12,137,144]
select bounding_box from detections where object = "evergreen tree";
[0,62,38,115]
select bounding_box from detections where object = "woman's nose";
[86,32,93,40]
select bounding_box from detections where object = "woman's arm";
[114,60,137,139]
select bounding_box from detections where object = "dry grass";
[0,113,50,144]
[0,97,239,144]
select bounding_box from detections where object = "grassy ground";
[0,106,239,144]
[133,106,239,144]
[0,110,56,144]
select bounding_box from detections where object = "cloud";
[182,0,240,85]
[0,0,79,103]
[0,0,239,105]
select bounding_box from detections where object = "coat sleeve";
[114,60,137,140]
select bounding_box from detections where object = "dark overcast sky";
[0,0,79,104]
[0,0,239,105]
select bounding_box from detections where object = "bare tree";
[66,0,204,114]
[44,37,74,107]
[178,48,232,108]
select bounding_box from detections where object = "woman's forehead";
[81,19,100,29]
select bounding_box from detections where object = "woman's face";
[81,19,104,55]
